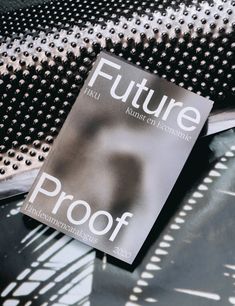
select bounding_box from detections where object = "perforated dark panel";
[0,0,51,13]
[0,0,234,180]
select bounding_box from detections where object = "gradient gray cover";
[21,52,213,263]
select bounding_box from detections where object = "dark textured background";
[0,0,51,12]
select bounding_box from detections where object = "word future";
[88,57,201,132]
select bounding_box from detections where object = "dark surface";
[0,0,51,13]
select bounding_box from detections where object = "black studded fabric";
[0,0,234,179]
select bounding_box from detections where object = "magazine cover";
[21,51,213,263]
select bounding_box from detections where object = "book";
[21,51,213,264]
